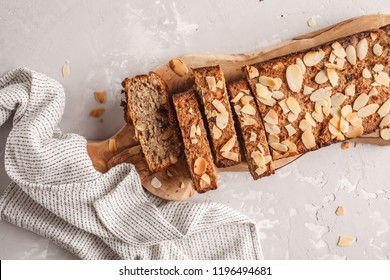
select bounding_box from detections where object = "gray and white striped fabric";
[0,68,263,260]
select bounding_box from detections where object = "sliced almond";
[264,123,281,134]
[380,115,390,128]
[329,52,337,63]
[221,151,239,162]
[288,112,299,123]
[310,87,332,102]
[373,43,383,56]
[356,38,368,60]
[345,112,359,123]
[301,131,316,149]
[256,83,272,99]
[286,64,303,92]
[259,76,279,89]
[380,128,390,140]
[362,68,372,79]
[373,64,384,73]
[221,136,236,152]
[296,58,306,74]
[349,117,363,127]
[161,128,173,140]
[257,143,265,154]
[264,155,272,164]
[206,76,217,91]
[216,112,228,130]
[255,166,267,176]
[329,122,341,137]
[251,151,265,168]
[330,115,341,128]
[279,99,291,114]
[281,140,298,153]
[336,57,346,68]
[299,119,312,132]
[331,92,346,107]
[234,105,241,116]
[325,63,343,70]
[274,78,283,90]
[258,96,277,106]
[169,58,189,77]
[336,205,345,216]
[196,125,201,136]
[272,62,285,70]
[346,45,357,65]
[94,91,106,104]
[247,66,259,79]
[191,139,198,144]
[212,125,222,140]
[108,138,117,153]
[345,124,364,138]
[331,42,347,58]
[339,117,349,133]
[270,142,288,152]
[303,85,314,95]
[242,114,256,126]
[264,109,278,125]
[268,133,280,143]
[250,132,257,142]
[368,87,378,97]
[378,99,390,118]
[315,70,329,84]
[231,91,244,104]
[370,32,378,41]
[194,157,207,175]
[241,103,256,115]
[190,124,197,138]
[286,97,301,115]
[303,49,325,66]
[216,80,223,90]
[62,61,70,77]
[357,103,379,118]
[212,99,227,113]
[375,72,390,86]
[272,150,282,160]
[312,110,324,123]
[128,145,142,155]
[305,112,317,127]
[327,68,339,87]
[285,124,297,136]
[353,93,369,111]
[337,236,356,247]
[201,173,211,185]
[151,177,162,188]
[341,105,353,118]
[89,108,105,118]
[272,90,284,100]
[241,95,254,105]
[344,84,356,97]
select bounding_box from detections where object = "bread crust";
[227,79,275,179]
[245,26,390,161]
[193,65,242,167]
[172,90,217,193]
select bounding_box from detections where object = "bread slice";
[122,72,181,172]
[193,65,241,167]
[172,90,217,193]
[227,80,275,179]
[245,26,390,161]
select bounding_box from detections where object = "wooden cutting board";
[87,14,390,201]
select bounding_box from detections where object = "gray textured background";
[0,0,389,259]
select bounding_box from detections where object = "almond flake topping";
[286,64,303,92]
[303,49,325,66]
